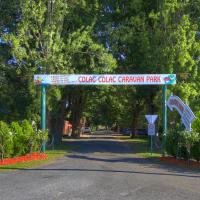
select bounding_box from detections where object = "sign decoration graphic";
[34,74,176,85]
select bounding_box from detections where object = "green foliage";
[166,129,200,161]
[166,130,179,157]
[10,121,27,156]
[180,130,199,158]
[192,111,200,132]
[191,141,200,161]
[0,120,50,160]
[37,129,49,150]
[0,121,13,159]
[21,120,38,153]
[1,0,200,142]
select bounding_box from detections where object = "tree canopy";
[0,0,200,141]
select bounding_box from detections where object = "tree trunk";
[71,92,85,138]
[50,99,66,144]
[131,101,142,138]
[71,96,80,138]
[148,92,154,114]
[131,115,139,138]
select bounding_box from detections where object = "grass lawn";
[0,144,72,172]
[125,136,162,158]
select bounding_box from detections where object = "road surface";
[0,135,200,200]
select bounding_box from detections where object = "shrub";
[37,130,48,142]
[166,129,187,158]
[21,120,38,154]
[0,120,50,159]
[0,121,13,159]
[10,122,27,156]
[179,130,199,160]
[166,131,178,157]
[166,129,200,161]
[192,111,200,133]
[37,129,49,151]
[191,140,200,161]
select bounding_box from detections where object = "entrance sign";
[34,73,176,153]
[34,74,176,85]
[145,115,158,124]
[167,95,195,131]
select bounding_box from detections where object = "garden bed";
[160,156,200,168]
[0,153,47,166]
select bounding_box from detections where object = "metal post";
[151,135,153,155]
[41,85,46,152]
[162,84,167,156]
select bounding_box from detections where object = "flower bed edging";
[160,156,200,168]
[0,153,48,166]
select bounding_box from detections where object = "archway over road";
[34,74,176,152]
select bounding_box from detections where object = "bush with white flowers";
[0,120,49,160]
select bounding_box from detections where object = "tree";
[1,0,116,142]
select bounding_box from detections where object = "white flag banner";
[167,95,195,131]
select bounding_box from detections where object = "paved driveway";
[0,136,200,200]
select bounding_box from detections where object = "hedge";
[0,120,48,160]
[166,130,200,161]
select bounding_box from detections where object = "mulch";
[0,153,48,166]
[160,156,200,168]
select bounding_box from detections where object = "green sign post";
[41,85,46,152]
[162,84,167,156]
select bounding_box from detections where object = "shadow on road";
[62,137,200,174]
[61,139,144,154]
[1,167,200,178]
[67,154,148,163]
[1,135,200,176]
[66,154,200,173]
